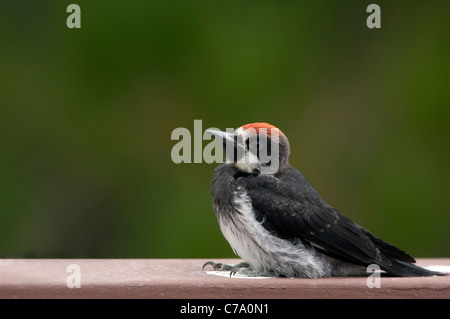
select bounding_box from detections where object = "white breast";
[217,187,330,277]
[218,189,267,272]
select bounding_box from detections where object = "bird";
[203,122,446,278]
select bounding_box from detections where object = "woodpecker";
[203,122,445,278]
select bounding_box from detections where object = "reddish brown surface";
[0,258,449,299]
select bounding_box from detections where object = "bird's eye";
[245,138,260,152]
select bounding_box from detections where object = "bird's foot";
[229,267,266,277]
[202,261,251,272]
[203,261,270,277]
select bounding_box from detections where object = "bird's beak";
[206,128,262,174]
[205,129,236,145]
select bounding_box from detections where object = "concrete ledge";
[0,258,449,299]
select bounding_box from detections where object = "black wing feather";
[239,167,414,267]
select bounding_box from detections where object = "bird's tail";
[381,259,447,277]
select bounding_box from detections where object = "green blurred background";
[0,1,449,258]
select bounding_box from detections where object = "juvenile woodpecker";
[203,122,445,278]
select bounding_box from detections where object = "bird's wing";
[240,173,413,266]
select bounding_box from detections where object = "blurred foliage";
[0,1,449,258]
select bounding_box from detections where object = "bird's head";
[206,122,290,175]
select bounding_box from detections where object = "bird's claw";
[230,268,241,277]
[203,261,253,275]
[202,261,225,270]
